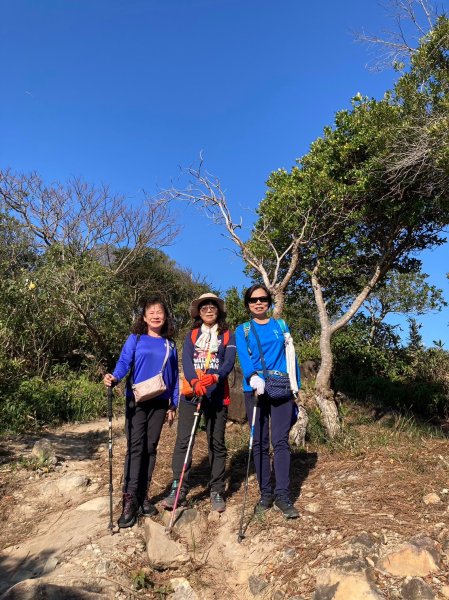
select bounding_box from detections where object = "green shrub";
[0,374,117,434]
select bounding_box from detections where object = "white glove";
[249,375,265,396]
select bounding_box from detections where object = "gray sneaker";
[254,493,275,515]
[210,491,226,512]
[161,480,187,510]
[273,496,299,519]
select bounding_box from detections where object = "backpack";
[243,319,287,355]
[180,328,231,398]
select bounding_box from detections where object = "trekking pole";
[167,396,203,534]
[107,385,114,534]
[237,394,258,543]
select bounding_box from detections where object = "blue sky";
[1,0,448,347]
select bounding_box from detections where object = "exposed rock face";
[0,580,104,599]
[314,568,383,599]
[42,473,89,496]
[169,577,199,600]
[144,519,190,569]
[401,577,435,600]
[228,365,247,423]
[377,537,441,577]
[160,507,208,550]
[300,360,319,383]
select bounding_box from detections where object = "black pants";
[171,398,227,494]
[123,396,168,500]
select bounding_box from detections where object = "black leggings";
[171,398,227,494]
[123,396,168,500]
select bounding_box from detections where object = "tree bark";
[311,266,341,438]
[272,288,285,319]
[315,327,341,438]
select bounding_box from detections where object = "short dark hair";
[132,296,175,338]
[191,300,229,335]
[244,284,273,309]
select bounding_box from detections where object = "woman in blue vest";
[103,296,179,528]
[235,284,300,519]
[162,293,236,513]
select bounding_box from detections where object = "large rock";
[42,473,89,496]
[144,519,189,569]
[314,568,383,600]
[300,360,319,384]
[75,496,120,515]
[169,577,198,600]
[248,574,268,596]
[378,537,441,577]
[400,577,435,600]
[228,365,247,423]
[31,439,57,465]
[0,580,104,599]
[161,508,207,549]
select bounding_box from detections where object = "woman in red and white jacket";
[162,293,236,513]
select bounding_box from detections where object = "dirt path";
[0,413,448,599]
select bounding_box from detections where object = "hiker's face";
[199,303,218,327]
[143,303,166,334]
[248,288,270,319]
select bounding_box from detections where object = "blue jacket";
[181,329,236,405]
[112,334,179,407]
[235,318,300,393]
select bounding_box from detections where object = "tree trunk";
[315,326,341,438]
[272,288,285,319]
[311,267,341,438]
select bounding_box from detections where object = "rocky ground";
[0,405,448,599]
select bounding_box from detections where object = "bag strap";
[130,335,170,382]
[276,318,287,334]
[191,328,200,345]
[159,339,170,374]
[249,321,269,379]
[243,321,252,356]
[129,334,141,387]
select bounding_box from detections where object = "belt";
[256,370,288,377]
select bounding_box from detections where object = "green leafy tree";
[224,286,248,330]
[364,271,446,342]
[407,317,424,351]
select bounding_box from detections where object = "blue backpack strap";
[243,321,252,355]
[276,319,287,334]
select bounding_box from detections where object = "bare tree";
[0,170,178,273]
[166,157,355,318]
[355,0,437,69]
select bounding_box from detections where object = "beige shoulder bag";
[132,338,170,403]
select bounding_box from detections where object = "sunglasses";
[248,296,270,304]
[199,303,218,312]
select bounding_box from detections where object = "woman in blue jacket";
[162,293,236,513]
[235,284,300,519]
[103,296,179,528]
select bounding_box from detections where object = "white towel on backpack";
[284,332,299,395]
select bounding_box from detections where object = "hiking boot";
[118,493,139,528]
[273,496,299,519]
[161,480,187,510]
[254,494,274,515]
[141,498,158,517]
[210,491,226,513]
